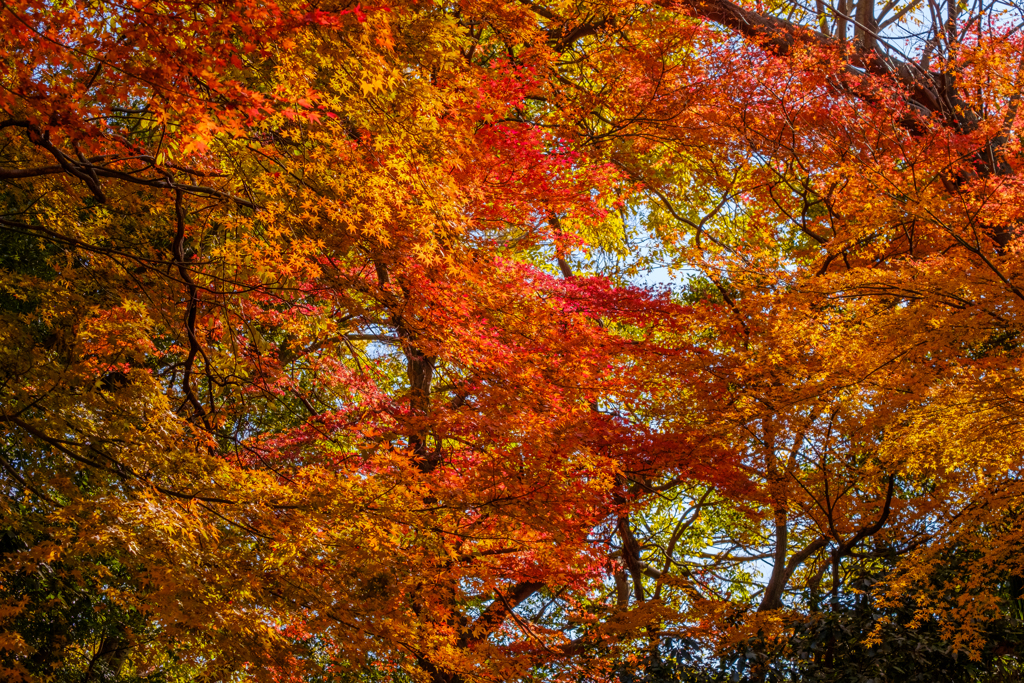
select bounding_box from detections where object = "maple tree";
[545,0,1024,678]
[2,0,1024,681]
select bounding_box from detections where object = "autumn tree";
[0,1,732,681]
[521,0,1024,677]
[4,0,1024,681]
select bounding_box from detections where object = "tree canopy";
[2,0,1024,681]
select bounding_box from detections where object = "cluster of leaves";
[619,573,1024,683]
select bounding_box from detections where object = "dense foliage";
[2,0,1024,681]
